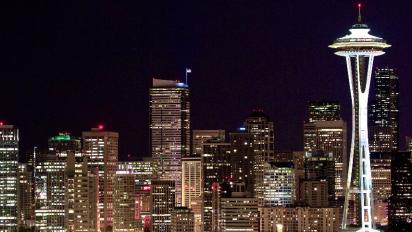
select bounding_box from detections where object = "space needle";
[329,3,391,231]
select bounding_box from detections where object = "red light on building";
[98,124,104,130]
[0,121,3,126]
[143,185,151,191]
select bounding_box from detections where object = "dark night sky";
[2,1,412,160]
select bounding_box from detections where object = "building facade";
[0,124,19,231]
[34,153,66,231]
[304,118,347,199]
[389,152,412,230]
[260,207,340,232]
[82,127,118,231]
[171,207,195,232]
[202,141,231,232]
[113,171,137,231]
[150,78,190,206]
[369,68,399,152]
[220,191,259,232]
[192,130,225,156]
[151,180,176,232]
[262,162,295,207]
[244,110,275,206]
[118,160,152,231]
[17,163,34,229]
[181,157,202,232]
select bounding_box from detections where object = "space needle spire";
[329,3,391,232]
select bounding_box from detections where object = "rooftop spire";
[357,3,362,23]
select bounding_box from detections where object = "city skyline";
[2,1,412,159]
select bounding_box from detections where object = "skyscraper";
[389,152,412,230]
[304,102,347,199]
[262,162,295,207]
[151,180,176,232]
[244,110,274,205]
[304,151,336,202]
[82,127,119,231]
[229,131,255,194]
[369,68,400,152]
[34,153,66,231]
[370,152,392,227]
[202,141,231,232]
[65,153,99,232]
[17,163,35,230]
[150,78,190,205]
[220,184,259,232]
[308,101,341,122]
[329,5,391,230]
[192,130,225,156]
[118,160,152,231]
[0,124,19,231]
[48,133,81,159]
[113,171,137,231]
[181,157,202,232]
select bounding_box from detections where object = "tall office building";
[171,207,195,232]
[113,171,137,231]
[202,141,231,232]
[48,133,81,159]
[151,180,176,232]
[17,163,34,229]
[304,151,336,201]
[181,157,202,232]
[389,152,412,230]
[118,160,152,231]
[244,110,275,205]
[192,130,225,156]
[244,110,275,162]
[308,101,341,122]
[369,68,399,152]
[220,185,259,232]
[329,8,390,229]
[370,152,392,227]
[0,122,19,231]
[0,124,19,231]
[150,78,190,206]
[34,153,66,231]
[229,131,255,193]
[304,102,347,199]
[82,127,119,231]
[262,162,295,207]
[65,153,99,232]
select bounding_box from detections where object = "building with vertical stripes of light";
[0,123,18,231]
[181,157,202,232]
[82,127,119,231]
[150,78,190,206]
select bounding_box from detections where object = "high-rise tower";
[369,68,399,152]
[0,123,19,231]
[329,4,391,231]
[150,78,190,206]
[82,127,119,231]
